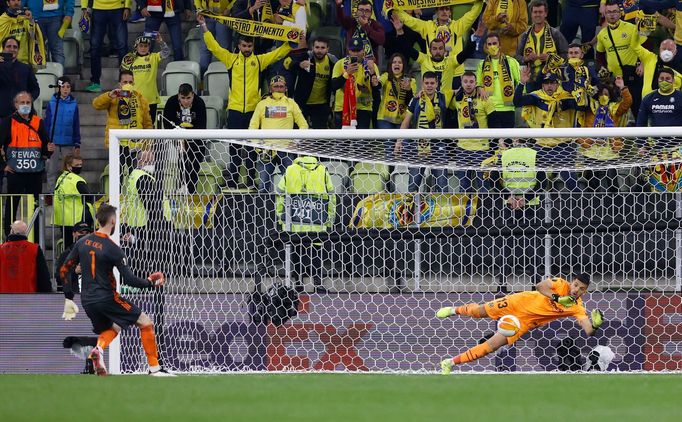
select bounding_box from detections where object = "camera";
[349,56,359,64]
[16,8,30,16]
[143,31,159,38]
[115,90,132,98]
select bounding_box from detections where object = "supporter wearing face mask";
[0,90,54,236]
[53,154,95,248]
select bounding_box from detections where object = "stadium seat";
[197,161,226,194]
[184,27,203,66]
[203,61,229,104]
[350,163,389,193]
[323,161,350,193]
[463,58,482,72]
[308,2,324,31]
[63,29,84,72]
[390,166,410,193]
[33,98,42,113]
[309,27,344,59]
[201,95,225,129]
[100,164,109,195]
[207,141,232,169]
[155,96,170,127]
[162,61,201,95]
[36,63,64,104]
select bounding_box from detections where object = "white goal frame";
[106,127,682,375]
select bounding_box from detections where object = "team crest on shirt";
[399,104,406,114]
[435,27,451,45]
[461,106,470,118]
[122,53,135,66]
[251,61,256,66]
[385,0,393,8]
[386,100,397,112]
[503,85,514,97]
[483,75,492,87]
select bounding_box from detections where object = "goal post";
[106,127,682,373]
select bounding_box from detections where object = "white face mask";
[660,49,675,63]
[18,104,31,115]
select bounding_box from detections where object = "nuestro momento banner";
[198,10,303,43]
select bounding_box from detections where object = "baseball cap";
[542,72,558,83]
[73,221,93,233]
[348,37,364,52]
[270,75,286,85]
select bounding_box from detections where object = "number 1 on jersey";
[89,250,96,278]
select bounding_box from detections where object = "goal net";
[107,127,682,374]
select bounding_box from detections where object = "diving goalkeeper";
[437,274,604,374]
[60,203,173,377]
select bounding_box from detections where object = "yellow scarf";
[382,0,475,16]
[636,11,657,36]
[521,87,573,128]
[524,23,556,76]
[421,92,436,124]
[482,54,514,106]
[457,93,477,127]
[199,10,303,43]
[0,14,46,69]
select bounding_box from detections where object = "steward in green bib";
[121,150,161,279]
[497,138,547,209]
[122,151,158,228]
[53,155,95,248]
[276,156,336,293]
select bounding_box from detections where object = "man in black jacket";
[0,36,40,118]
[286,37,337,129]
[55,221,93,293]
[162,83,207,194]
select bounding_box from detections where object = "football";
[497,314,521,337]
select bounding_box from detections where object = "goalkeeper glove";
[62,299,79,320]
[552,294,577,307]
[58,19,70,39]
[148,272,165,287]
[591,309,604,330]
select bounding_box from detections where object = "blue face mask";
[18,104,31,115]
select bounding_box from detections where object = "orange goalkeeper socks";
[96,328,119,350]
[140,324,160,368]
[455,304,486,318]
[453,342,494,365]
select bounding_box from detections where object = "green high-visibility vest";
[54,171,93,226]
[276,156,336,232]
[501,147,540,205]
[123,169,155,227]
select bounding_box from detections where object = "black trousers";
[302,104,331,129]
[226,110,256,189]
[488,111,516,129]
[181,139,206,194]
[3,171,43,236]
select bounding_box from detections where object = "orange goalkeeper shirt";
[487,277,589,329]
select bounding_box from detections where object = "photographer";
[92,70,152,177]
[0,0,46,68]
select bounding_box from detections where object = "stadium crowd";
[0,0,680,197]
[0,0,680,259]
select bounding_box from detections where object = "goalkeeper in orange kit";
[437,274,604,374]
[60,203,174,376]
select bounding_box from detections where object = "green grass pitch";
[1,373,680,421]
